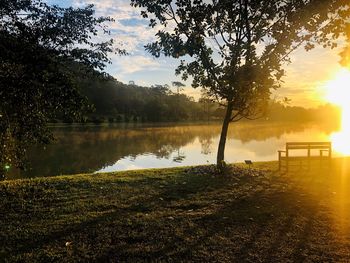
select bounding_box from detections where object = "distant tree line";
[57,77,224,123]
[53,75,341,125]
[267,101,341,124]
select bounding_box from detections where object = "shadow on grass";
[3,164,350,262]
[91,172,330,262]
[143,190,321,262]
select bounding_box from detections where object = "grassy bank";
[1,160,350,262]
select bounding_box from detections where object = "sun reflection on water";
[325,69,350,156]
[330,102,350,155]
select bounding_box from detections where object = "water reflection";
[331,106,350,155]
[8,121,342,179]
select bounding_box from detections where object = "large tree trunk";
[217,101,234,169]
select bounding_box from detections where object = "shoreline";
[6,157,350,181]
[5,161,278,181]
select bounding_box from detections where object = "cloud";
[115,55,161,74]
[67,0,182,84]
[119,18,145,27]
[72,0,159,53]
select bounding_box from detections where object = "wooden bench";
[278,142,332,171]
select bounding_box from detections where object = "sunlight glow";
[324,69,350,155]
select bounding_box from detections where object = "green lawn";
[1,160,350,262]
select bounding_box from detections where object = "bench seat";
[278,142,332,171]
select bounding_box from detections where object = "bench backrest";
[286,142,332,150]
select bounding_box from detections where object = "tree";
[199,90,218,122]
[131,0,350,169]
[0,0,122,177]
[171,81,185,93]
[171,81,185,120]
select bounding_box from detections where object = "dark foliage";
[78,78,221,123]
[0,0,121,176]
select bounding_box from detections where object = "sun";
[324,69,350,108]
[324,68,350,155]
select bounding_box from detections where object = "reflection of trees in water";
[228,122,338,143]
[200,138,212,155]
[10,125,200,178]
[173,148,186,163]
[198,128,215,155]
[8,122,339,179]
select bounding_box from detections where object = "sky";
[46,0,346,108]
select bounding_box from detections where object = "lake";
[8,121,345,179]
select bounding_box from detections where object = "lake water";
[8,121,345,179]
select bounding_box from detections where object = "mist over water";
[8,121,344,179]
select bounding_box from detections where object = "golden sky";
[277,45,345,108]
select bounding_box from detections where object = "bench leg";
[279,161,281,171]
[278,152,281,171]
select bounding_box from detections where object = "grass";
[1,159,350,262]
